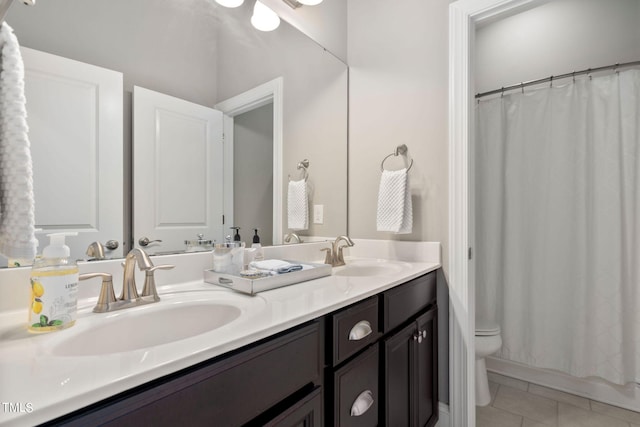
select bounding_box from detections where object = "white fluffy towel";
[287,179,308,230]
[0,23,37,259]
[376,168,412,234]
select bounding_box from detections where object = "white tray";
[204,261,332,295]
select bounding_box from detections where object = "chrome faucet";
[284,232,303,244]
[322,235,355,267]
[79,248,174,313]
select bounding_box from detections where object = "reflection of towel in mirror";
[287,179,308,230]
[0,23,37,259]
[376,168,412,234]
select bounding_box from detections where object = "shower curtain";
[475,69,640,386]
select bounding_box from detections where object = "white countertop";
[0,239,440,426]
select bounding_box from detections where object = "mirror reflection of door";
[232,103,274,246]
[15,47,124,265]
[133,86,224,254]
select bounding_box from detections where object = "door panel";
[133,86,223,253]
[22,47,123,260]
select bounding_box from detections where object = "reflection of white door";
[22,47,124,261]
[133,86,224,254]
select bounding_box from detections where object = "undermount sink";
[334,259,409,277]
[51,291,260,357]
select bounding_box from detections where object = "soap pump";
[28,232,79,333]
[230,226,241,242]
[252,228,264,261]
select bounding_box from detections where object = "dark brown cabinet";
[326,271,438,427]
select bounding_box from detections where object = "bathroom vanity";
[39,273,437,427]
[0,240,441,426]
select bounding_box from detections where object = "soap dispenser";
[251,228,264,261]
[230,226,241,242]
[252,228,264,261]
[28,232,79,333]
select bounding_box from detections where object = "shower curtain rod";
[475,59,640,99]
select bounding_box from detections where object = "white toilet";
[475,320,502,406]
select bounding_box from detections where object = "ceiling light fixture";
[215,0,244,7]
[297,0,323,5]
[251,0,280,32]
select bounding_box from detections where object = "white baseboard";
[435,402,450,427]
[486,356,640,412]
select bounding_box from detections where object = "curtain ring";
[501,87,505,98]
[588,68,592,80]
[520,82,524,94]
[615,63,620,75]
[572,71,576,83]
[550,75,553,88]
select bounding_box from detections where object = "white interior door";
[22,47,124,261]
[133,86,224,254]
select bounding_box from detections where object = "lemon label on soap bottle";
[28,268,78,333]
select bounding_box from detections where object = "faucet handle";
[141,264,175,301]
[79,272,116,313]
[321,247,333,265]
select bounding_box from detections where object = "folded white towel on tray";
[376,167,412,234]
[287,179,308,230]
[249,259,304,274]
[0,23,37,259]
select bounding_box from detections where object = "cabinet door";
[333,345,379,427]
[263,387,322,427]
[382,321,416,427]
[416,308,438,427]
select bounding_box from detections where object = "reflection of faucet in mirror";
[79,248,175,313]
[86,242,105,261]
[284,233,303,244]
[86,240,120,261]
[322,235,355,267]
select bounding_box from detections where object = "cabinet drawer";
[331,297,380,366]
[263,386,323,427]
[382,271,436,333]
[333,345,379,427]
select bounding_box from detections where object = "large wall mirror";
[4,0,348,263]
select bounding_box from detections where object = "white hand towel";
[376,168,412,234]
[287,179,308,230]
[0,23,37,259]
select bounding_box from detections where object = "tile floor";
[476,372,640,427]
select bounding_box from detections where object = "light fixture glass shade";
[251,1,280,32]
[215,0,244,7]
[297,0,323,5]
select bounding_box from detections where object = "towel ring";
[289,159,309,182]
[380,145,413,172]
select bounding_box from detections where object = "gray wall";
[476,0,640,94]
[347,0,452,405]
[234,104,274,246]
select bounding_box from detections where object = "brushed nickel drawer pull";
[350,390,374,416]
[348,320,373,341]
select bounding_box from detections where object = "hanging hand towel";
[376,168,412,234]
[287,179,308,230]
[0,23,37,260]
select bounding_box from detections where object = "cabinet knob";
[348,320,373,341]
[413,333,423,344]
[350,390,374,417]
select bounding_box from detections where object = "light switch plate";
[313,204,324,224]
